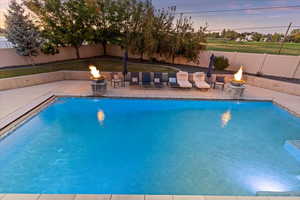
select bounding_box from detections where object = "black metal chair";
[142,72,151,87]
[153,72,164,88]
[130,72,139,86]
[168,72,179,88]
[111,72,122,88]
[213,76,226,90]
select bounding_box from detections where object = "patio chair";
[142,72,152,87]
[176,71,192,88]
[168,72,179,88]
[153,72,164,88]
[193,72,210,91]
[213,76,226,90]
[111,73,122,88]
[130,72,139,86]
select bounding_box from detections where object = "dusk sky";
[1,0,300,33]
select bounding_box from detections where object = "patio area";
[1,80,300,132]
[0,81,300,200]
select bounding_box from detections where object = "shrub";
[214,56,229,71]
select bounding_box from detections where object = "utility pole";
[278,22,292,54]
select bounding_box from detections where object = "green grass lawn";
[0,57,177,79]
[206,39,300,56]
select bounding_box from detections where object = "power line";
[208,25,300,32]
[175,5,300,15]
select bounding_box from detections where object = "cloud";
[268,15,282,18]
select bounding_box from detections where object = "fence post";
[292,56,300,79]
[258,53,268,75]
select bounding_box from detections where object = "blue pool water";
[0,98,300,195]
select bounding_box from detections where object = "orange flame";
[89,65,101,79]
[234,66,243,81]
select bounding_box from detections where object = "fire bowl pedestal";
[91,78,107,96]
[227,81,246,99]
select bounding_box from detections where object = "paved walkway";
[1,80,300,128]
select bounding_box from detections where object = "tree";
[88,0,120,55]
[290,29,300,43]
[129,0,154,61]
[207,32,220,39]
[5,0,41,64]
[223,29,239,40]
[252,32,263,42]
[182,27,207,62]
[271,33,283,42]
[145,6,175,59]
[25,0,94,59]
[167,14,206,64]
[0,28,5,35]
[113,0,146,66]
[168,14,191,63]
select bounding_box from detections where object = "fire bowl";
[230,80,246,87]
[91,77,107,96]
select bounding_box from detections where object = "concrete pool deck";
[0,81,300,200]
[1,80,300,129]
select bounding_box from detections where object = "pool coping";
[0,194,299,200]
[0,94,56,140]
[0,95,300,199]
[1,94,299,139]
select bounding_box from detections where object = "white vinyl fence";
[0,43,300,80]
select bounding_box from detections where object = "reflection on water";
[97,109,105,125]
[221,110,231,128]
[245,175,290,193]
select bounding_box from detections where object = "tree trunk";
[123,49,128,75]
[140,52,144,62]
[172,55,175,64]
[74,46,80,59]
[28,55,35,66]
[102,41,107,56]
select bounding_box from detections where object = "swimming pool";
[0,97,299,195]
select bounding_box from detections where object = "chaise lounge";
[193,72,211,91]
[176,71,192,88]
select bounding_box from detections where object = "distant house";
[0,37,13,48]
[261,38,267,42]
[245,35,253,41]
[235,38,241,42]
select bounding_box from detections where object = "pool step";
[284,140,300,162]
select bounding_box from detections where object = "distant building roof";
[0,36,13,48]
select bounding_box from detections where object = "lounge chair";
[130,72,139,86]
[168,72,179,88]
[142,72,151,87]
[193,72,210,91]
[153,72,164,88]
[176,71,192,88]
